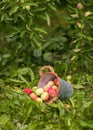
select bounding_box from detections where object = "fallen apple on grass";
[30,93,38,101]
[23,88,32,95]
[24,79,59,103]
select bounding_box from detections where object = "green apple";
[35,88,44,96]
[52,85,58,90]
[47,81,54,86]
[66,75,72,80]
[36,97,43,103]
[41,92,49,101]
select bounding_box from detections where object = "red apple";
[44,85,52,92]
[23,88,32,95]
[48,88,57,98]
[41,92,49,101]
[53,78,58,85]
[30,93,38,101]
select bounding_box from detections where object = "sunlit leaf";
[18,75,30,86]
[73,84,85,89]
[0,115,10,125]
[45,12,51,26]
[9,6,19,15]
[83,101,93,109]
[34,28,47,34]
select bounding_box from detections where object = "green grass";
[0,76,93,130]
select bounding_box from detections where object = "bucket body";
[58,78,73,100]
[38,66,73,101]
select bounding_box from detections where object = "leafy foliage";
[66,0,93,73]
[0,0,57,76]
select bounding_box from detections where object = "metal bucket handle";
[39,65,56,77]
[39,65,60,88]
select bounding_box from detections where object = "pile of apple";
[23,78,59,103]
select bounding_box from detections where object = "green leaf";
[9,6,19,15]
[34,7,46,12]
[17,68,34,81]
[34,28,47,34]
[28,68,34,81]
[73,84,85,89]
[17,68,29,75]
[83,101,93,109]
[26,24,31,31]
[71,55,77,61]
[11,88,23,94]
[2,54,10,58]
[49,102,58,108]
[80,120,88,127]
[7,78,24,83]
[87,121,93,128]
[0,3,7,10]
[45,12,51,26]
[18,75,30,86]
[20,31,26,38]
[33,37,42,48]
[22,2,38,7]
[0,115,10,125]
[22,106,33,125]
[48,3,57,11]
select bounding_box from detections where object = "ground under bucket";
[38,66,73,102]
